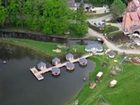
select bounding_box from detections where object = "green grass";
[0,38,58,57]
[105,64,140,105]
[102,25,119,35]
[108,31,124,38]
[0,38,85,58]
[67,55,140,105]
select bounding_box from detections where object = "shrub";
[70,23,88,37]
[102,25,119,34]
[108,31,124,38]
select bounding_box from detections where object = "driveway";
[87,28,140,55]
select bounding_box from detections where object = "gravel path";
[87,28,140,55]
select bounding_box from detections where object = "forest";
[0,0,126,36]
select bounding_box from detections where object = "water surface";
[0,44,95,105]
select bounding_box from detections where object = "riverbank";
[0,38,85,58]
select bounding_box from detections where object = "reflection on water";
[0,43,35,60]
[0,44,95,105]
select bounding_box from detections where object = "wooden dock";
[30,67,44,80]
[30,53,93,80]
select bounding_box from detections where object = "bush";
[70,23,88,37]
[108,31,124,38]
[102,25,119,34]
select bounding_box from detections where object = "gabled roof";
[129,12,140,21]
[37,62,46,69]
[66,53,74,60]
[52,57,60,63]
[122,0,140,33]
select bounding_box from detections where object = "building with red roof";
[122,0,140,34]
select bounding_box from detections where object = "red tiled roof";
[133,0,140,7]
[129,12,140,21]
[137,9,140,16]
[123,12,132,32]
[122,0,140,33]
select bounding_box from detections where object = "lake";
[0,44,95,105]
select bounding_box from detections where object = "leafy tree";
[7,0,25,26]
[23,0,45,30]
[0,0,7,25]
[70,1,88,37]
[89,0,127,6]
[89,0,114,6]
[0,0,88,36]
[111,0,126,20]
[43,0,70,35]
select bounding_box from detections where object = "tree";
[0,0,87,36]
[7,0,26,26]
[111,0,126,20]
[89,0,114,6]
[70,1,88,37]
[23,0,45,30]
[89,0,126,6]
[43,0,70,35]
[0,0,7,25]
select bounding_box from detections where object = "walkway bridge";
[30,53,93,80]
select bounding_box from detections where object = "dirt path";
[87,28,140,55]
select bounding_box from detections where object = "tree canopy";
[0,0,7,25]
[70,2,88,37]
[43,0,70,35]
[0,0,88,36]
[89,0,127,6]
[111,0,126,19]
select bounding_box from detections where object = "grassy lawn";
[0,38,85,58]
[67,55,140,105]
[103,25,119,36]
[107,31,124,38]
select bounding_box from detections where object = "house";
[66,62,75,71]
[52,57,61,66]
[122,0,140,34]
[65,53,74,61]
[68,0,109,13]
[79,58,88,66]
[85,42,103,53]
[51,67,61,76]
[36,62,46,70]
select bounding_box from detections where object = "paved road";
[87,28,140,55]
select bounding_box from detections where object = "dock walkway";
[30,53,93,80]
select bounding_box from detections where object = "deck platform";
[30,53,93,80]
[30,67,44,80]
